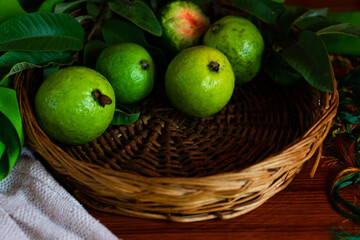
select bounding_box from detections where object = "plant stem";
[86,6,110,43]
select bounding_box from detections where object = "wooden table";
[86,1,360,239]
[87,157,355,240]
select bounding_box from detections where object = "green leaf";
[327,11,360,25]
[188,0,212,6]
[277,6,307,36]
[0,88,23,146]
[0,142,5,159]
[37,0,65,12]
[54,0,86,13]
[102,19,148,46]
[264,50,304,86]
[281,31,334,92]
[298,19,340,32]
[43,65,59,79]
[0,0,26,23]
[277,7,328,37]
[86,1,102,18]
[321,34,360,56]
[83,40,107,69]
[75,15,93,23]
[0,12,84,51]
[300,21,360,55]
[299,15,360,55]
[149,0,158,11]
[108,0,162,36]
[117,103,137,113]
[0,77,12,88]
[111,109,140,125]
[292,8,328,25]
[228,0,285,24]
[317,23,360,38]
[0,87,24,180]
[0,51,72,83]
[0,114,21,180]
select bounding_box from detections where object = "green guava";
[34,66,116,145]
[159,0,210,55]
[95,43,155,105]
[165,45,235,118]
[203,15,265,84]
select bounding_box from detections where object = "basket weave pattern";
[15,69,338,222]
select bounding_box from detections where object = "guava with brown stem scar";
[165,45,235,118]
[95,43,155,105]
[204,15,265,84]
[34,66,116,145]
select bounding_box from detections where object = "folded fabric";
[0,147,120,240]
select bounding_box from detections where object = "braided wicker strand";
[14,68,338,222]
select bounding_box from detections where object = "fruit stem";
[92,90,112,107]
[208,61,220,72]
[210,23,222,33]
[140,60,149,70]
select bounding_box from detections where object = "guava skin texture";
[34,66,116,145]
[95,43,155,105]
[160,1,210,55]
[165,45,235,118]
[203,15,265,84]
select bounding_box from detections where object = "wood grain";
[87,157,357,240]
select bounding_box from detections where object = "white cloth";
[0,148,119,240]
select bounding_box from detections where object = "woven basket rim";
[14,65,340,222]
[16,70,339,182]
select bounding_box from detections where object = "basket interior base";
[61,73,319,178]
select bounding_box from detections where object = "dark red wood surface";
[86,1,360,239]
[86,157,357,240]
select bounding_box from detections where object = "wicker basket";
[15,61,338,222]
